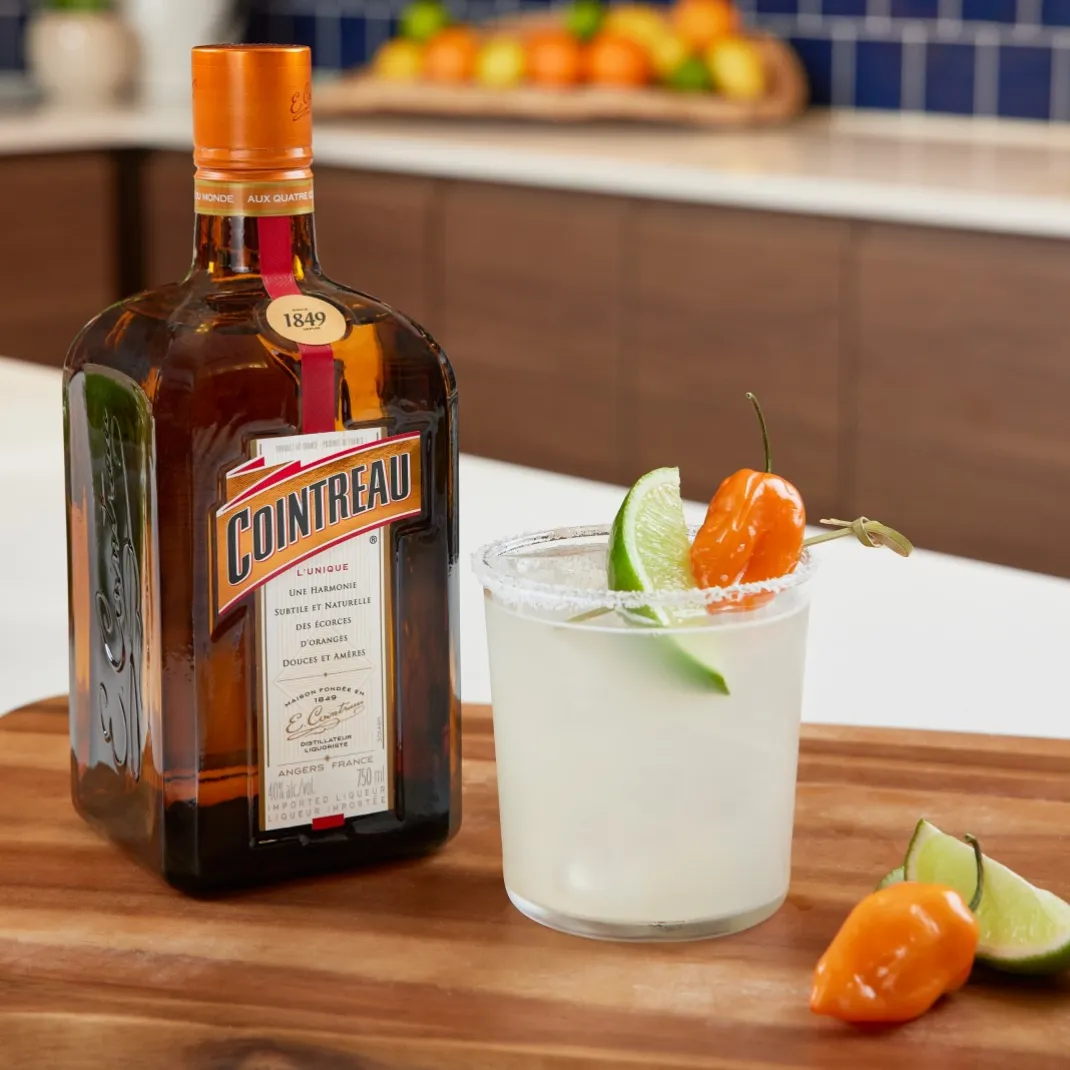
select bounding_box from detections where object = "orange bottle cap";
[192,45,313,180]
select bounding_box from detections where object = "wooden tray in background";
[315,25,808,129]
[2,700,1070,1069]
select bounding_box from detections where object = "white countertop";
[4,100,1070,238]
[3,355,1070,737]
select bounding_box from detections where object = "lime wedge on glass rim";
[904,818,1070,975]
[875,865,904,890]
[606,467,729,694]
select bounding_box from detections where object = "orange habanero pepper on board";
[810,837,984,1025]
[690,394,805,607]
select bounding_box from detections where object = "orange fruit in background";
[525,28,585,86]
[423,26,479,83]
[585,32,652,87]
[672,0,739,50]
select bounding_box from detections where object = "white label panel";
[255,428,390,832]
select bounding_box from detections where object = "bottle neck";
[191,174,319,280]
[192,214,319,279]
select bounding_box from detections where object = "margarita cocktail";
[475,396,911,941]
[475,525,813,940]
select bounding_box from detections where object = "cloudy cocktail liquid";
[475,393,912,940]
[476,528,813,940]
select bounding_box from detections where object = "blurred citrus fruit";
[475,35,527,86]
[373,38,425,81]
[586,32,653,85]
[602,4,669,48]
[526,28,585,86]
[706,35,765,99]
[673,0,739,50]
[667,53,711,90]
[399,0,451,42]
[566,0,605,41]
[423,26,479,82]
[649,31,692,79]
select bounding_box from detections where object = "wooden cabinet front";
[0,153,115,368]
[854,223,1070,577]
[143,151,194,288]
[627,203,847,521]
[435,182,628,484]
[314,168,436,328]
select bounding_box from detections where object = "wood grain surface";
[2,700,1070,1070]
[315,169,439,332]
[853,222,1070,579]
[0,154,116,368]
[627,203,846,519]
[435,182,628,484]
[142,151,196,289]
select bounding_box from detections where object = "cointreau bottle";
[63,45,460,892]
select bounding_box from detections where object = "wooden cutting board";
[2,699,1070,1070]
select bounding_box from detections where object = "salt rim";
[472,525,816,613]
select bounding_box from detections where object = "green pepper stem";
[965,834,985,913]
[745,392,772,474]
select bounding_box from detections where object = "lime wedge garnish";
[904,818,1070,975]
[607,467,728,694]
[608,467,695,623]
[876,865,904,891]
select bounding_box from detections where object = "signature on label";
[285,700,363,741]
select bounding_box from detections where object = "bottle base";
[73,785,460,896]
[158,802,459,896]
[505,887,786,942]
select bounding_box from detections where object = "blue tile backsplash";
[855,39,904,109]
[961,0,1018,24]
[998,42,1053,117]
[3,0,1070,120]
[889,0,939,20]
[1043,0,1070,26]
[925,41,977,113]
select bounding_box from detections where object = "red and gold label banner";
[194,178,315,217]
[212,432,422,620]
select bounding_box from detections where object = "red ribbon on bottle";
[257,215,335,434]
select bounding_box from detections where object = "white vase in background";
[121,0,238,107]
[26,10,136,107]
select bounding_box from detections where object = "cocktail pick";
[803,517,914,558]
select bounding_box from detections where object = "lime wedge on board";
[904,819,1070,975]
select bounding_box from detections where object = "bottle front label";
[212,429,423,831]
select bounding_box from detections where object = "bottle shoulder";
[306,273,456,390]
[63,281,192,379]
[64,272,455,398]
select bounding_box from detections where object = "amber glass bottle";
[63,45,460,893]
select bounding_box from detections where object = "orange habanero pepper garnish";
[690,394,805,606]
[810,836,984,1025]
